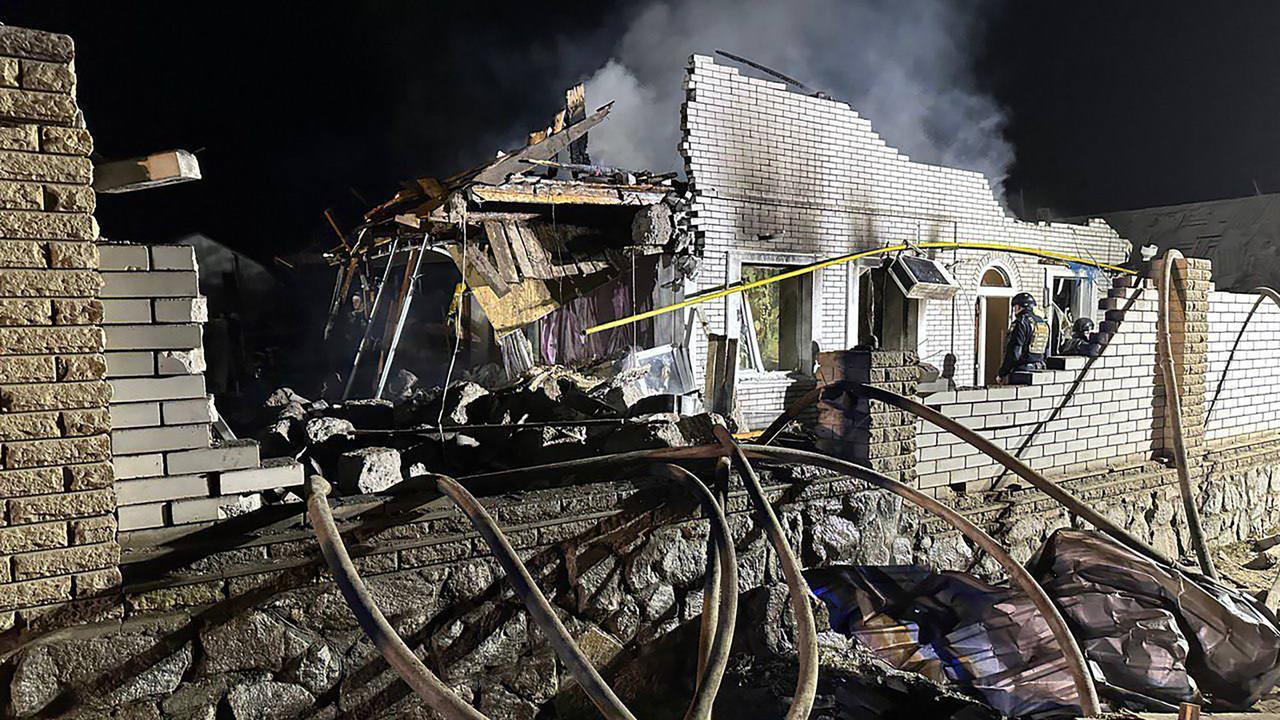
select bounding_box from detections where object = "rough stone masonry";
[0,25,118,626]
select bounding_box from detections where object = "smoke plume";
[581,0,1012,200]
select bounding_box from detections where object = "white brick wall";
[680,55,1129,423]
[1205,288,1280,441]
[99,243,301,532]
[915,278,1159,489]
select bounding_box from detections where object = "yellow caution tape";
[584,241,1135,336]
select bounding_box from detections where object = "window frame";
[727,250,820,378]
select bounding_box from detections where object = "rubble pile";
[253,364,717,496]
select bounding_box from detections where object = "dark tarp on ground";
[1028,529,1280,710]
[808,565,1081,718]
[810,529,1280,717]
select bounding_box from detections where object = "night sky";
[5,2,1280,262]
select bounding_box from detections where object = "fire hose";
[310,464,739,720]
[697,458,733,685]
[714,426,819,720]
[756,381,1174,568]
[736,443,1101,717]
[1157,249,1217,579]
[309,434,1102,717]
[306,474,488,720]
[646,463,739,720]
[432,472,637,720]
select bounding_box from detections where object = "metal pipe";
[1157,250,1217,579]
[431,473,637,720]
[737,444,1102,717]
[1206,286,1280,423]
[342,237,400,400]
[374,234,430,399]
[713,427,818,720]
[305,475,488,720]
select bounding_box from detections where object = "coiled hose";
[311,430,1103,717]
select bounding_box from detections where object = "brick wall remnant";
[99,243,302,532]
[915,273,1159,494]
[1205,287,1280,441]
[814,350,919,483]
[1154,256,1211,463]
[0,26,119,624]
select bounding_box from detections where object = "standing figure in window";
[997,292,1049,382]
[1060,317,1103,357]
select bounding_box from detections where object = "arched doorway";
[976,266,1016,385]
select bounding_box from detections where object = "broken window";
[738,264,808,372]
[1047,271,1095,353]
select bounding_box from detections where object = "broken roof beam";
[93,149,201,193]
[472,102,613,186]
[566,84,589,165]
[468,182,668,207]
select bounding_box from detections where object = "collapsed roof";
[324,84,693,338]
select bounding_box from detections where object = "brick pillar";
[0,27,119,625]
[1154,256,1211,466]
[814,350,919,483]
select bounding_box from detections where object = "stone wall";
[3,432,1279,718]
[0,26,117,626]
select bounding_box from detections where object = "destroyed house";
[326,96,694,396]
[4,22,1280,719]
[680,55,1130,427]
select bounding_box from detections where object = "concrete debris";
[303,416,354,446]
[336,447,402,494]
[263,387,310,409]
[383,368,418,403]
[251,361,712,497]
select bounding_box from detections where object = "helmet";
[1072,317,1094,334]
[1012,292,1036,308]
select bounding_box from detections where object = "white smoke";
[582,0,1012,199]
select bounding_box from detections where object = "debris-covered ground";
[253,364,723,498]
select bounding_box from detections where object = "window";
[981,267,1010,288]
[1045,269,1095,354]
[738,264,809,372]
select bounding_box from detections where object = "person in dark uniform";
[1060,317,1102,357]
[997,292,1050,382]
